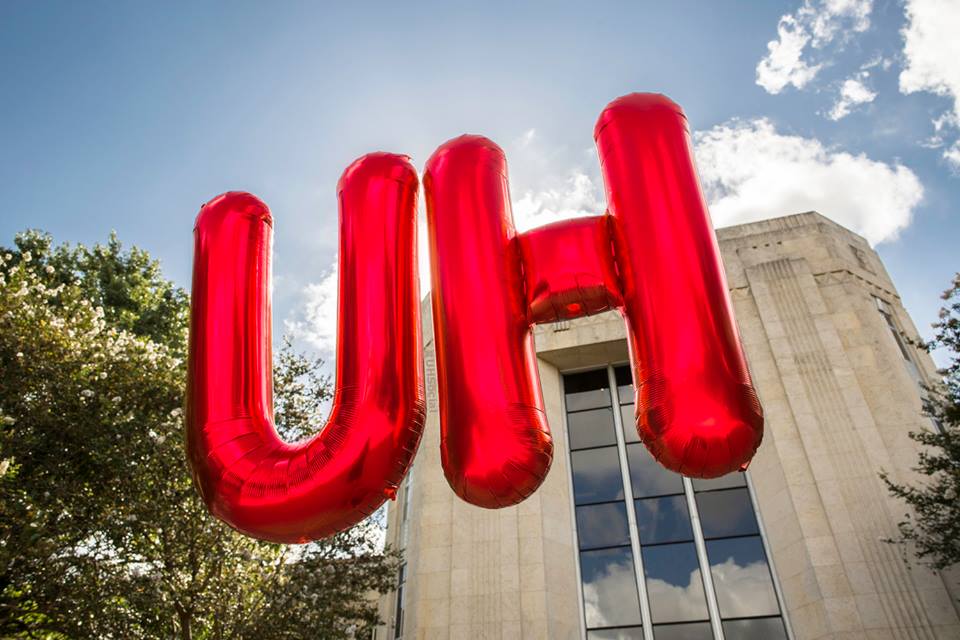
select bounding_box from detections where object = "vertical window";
[564,366,789,640]
[694,478,785,636]
[393,473,412,639]
[393,563,406,639]
[874,297,940,432]
[399,474,412,549]
[565,369,644,636]
[875,297,920,379]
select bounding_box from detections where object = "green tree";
[0,231,397,639]
[882,274,960,571]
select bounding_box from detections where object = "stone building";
[374,212,960,640]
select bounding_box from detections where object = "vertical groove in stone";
[750,257,937,639]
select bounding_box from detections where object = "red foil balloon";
[424,136,554,508]
[425,94,762,508]
[595,94,762,477]
[520,215,623,323]
[186,153,425,543]
[187,92,762,539]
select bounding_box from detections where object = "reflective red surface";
[597,93,763,476]
[186,153,425,543]
[187,92,762,537]
[425,94,762,503]
[519,215,623,324]
[424,136,553,507]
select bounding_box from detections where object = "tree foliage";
[0,231,397,639]
[882,273,960,571]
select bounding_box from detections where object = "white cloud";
[693,118,923,245]
[755,1,960,174]
[583,556,778,626]
[828,72,877,120]
[921,112,958,149]
[756,0,873,94]
[284,261,338,356]
[900,0,960,115]
[644,569,709,623]
[504,126,605,232]
[517,127,536,149]
[709,558,780,618]
[932,111,958,134]
[810,0,872,40]
[861,54,892,72]
[581,557,643,628]
[899,0,960,170]
[756,15,821,94]
[944,142,960,172]
[512,171,603,232]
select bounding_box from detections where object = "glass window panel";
[706,536,780,619]
[572,447,625,505]
[626,443,684,498]
[394,563,406,639]
[587,627,644,640]
[568,408,617,450]
[691,472,747,492]
[635,496,694,545]
[652,622,713,640]
[620,404,640,443]
[642,542,709,624]
[696,488,759,539]
[615,365,633,404]
[577,503,631,550]
[580,547,644,629]
[565,369,612,411]
[722,617,787,640]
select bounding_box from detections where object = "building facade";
[375,212,960,640]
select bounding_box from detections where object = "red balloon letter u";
[186,154,425,543]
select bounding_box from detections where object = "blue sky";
[2,1,958,363]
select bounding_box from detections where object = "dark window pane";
[577,503,631,550]
[706,536,780,618]
[580,547,644,628]
[394,563,406,639]
[635,496,693,545]
[568,408,617,450]
[572,447,625,505]
[652,622,713,640]
[691,472,747,492]
[626,443,684,498]
[615,365,633,404]
[587,627,644,640]
[621,404,640,443]
[722,617,787,640]
[565,369,612,411]
[642,543,708,623]
[696,488,759,539]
